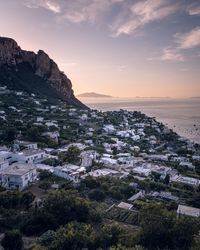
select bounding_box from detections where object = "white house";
[87,168,119,178]
[45,121,58,128]
[81,150,98,168]
[0,159,9,171]
[177,204,200,218]
[15,149,46,163]
[37,117,44,122]
[101,157,118,167]
[54,164,86,183]
[117,202,133,210]
[0,150,13,165]
[80,114,88,121]
[0,163,37,190]
[179,161,195,170]
[148,155,169,162]
[14,140,38,150]
[103,125,116,134]
[192,156,200,161]
[42,131,60,142]
[132,166,151,177]
[171,175,200,188]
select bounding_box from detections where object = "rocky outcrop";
[0,37,86,107]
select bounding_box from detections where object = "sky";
[0,0,200,98]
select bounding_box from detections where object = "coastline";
[79,97,200,144]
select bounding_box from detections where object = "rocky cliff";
[0,37,86,108]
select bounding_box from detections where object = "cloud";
[61,0,123,23]
[160,47,184,62]
[24,0,123,22]
[158,27,200,62]
[175,27,200,49]
[24,0,61,13]
[187,4,200,16]
[23,0,200,45]
[24,0,180,33]
[111,0,180,36]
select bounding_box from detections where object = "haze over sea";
[80,97,200,144]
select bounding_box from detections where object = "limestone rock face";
[0,37,84,106]
[0,37,21,65]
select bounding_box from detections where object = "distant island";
[77,92,113,98]
[135,96,171,99]
[191,97,200,99]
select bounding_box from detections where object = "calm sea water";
[79,97,200,144]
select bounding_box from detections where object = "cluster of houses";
[0,141,97,189]
[0,141,47,190]
[1,86,200,219]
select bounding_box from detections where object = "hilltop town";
[1,85,200,249]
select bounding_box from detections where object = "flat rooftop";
[118,202,133,210]
[177,204,200,217]
[0,163,36,176]
[19,149,44,156]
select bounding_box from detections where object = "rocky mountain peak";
[0,37,21,65]
[0,37,86,108]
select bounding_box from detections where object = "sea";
[79,97,200,144]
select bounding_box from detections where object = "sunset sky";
[0,0,200,98]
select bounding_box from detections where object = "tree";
[99,224,123,248]
[188,193,200,208]
[81,176,100,189]
[27,127,40,141]
[42,158,59,167]
[1,230,23,250]
[38,170,53,181]
[21,191,35,209]
[59,146,80,164]
[39,180,51,192]
[37,230,56,247]
[164,174,170,185]
[88,189,105,202]
[43,190,89,226]
[139,204,174,250]
[21,210,57,236]
[3,128,16,144]
[172,217,199,250]
[49,222,96,250]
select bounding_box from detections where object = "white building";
[87,168,119,178]
[37,117,44,122]
[148,155,169,162]
[0,150,13,166]
[117,202,133,210]
[179,161,195,170]
[0,163,37,190]
[14,140,38,150]
[101,157,118,167]
[192,156,200,161]
[45,121,58,128]
[80,114,88,121]
[177,204,200,218]
[116,130,130,138]
[54,164,86,183]
[132,166,151,177]
[42,131,60,142]
[16,149,46,163]
[81,150,98,168]
[171,175,200,188]
[103,125,116,134]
